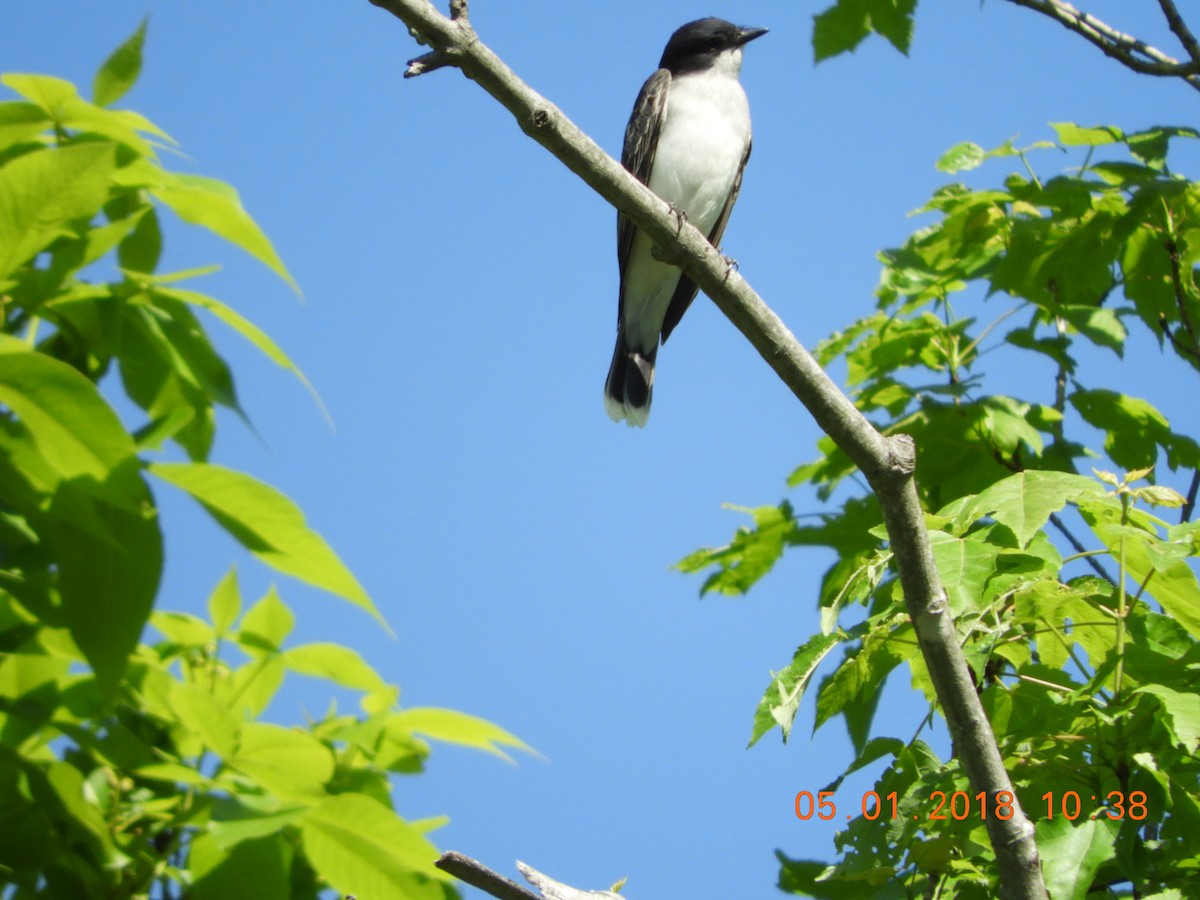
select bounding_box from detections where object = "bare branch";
[371,2,1048,897]
[436,852,541,900]
[1158,0,1200,66]
[1004,0,1200,92]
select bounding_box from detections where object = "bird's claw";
[667,202,688,237]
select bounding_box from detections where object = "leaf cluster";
[681,127,1200,896]
[0,23,528,898]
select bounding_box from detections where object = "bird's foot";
[721,253,739,282]
[667,202,688,237]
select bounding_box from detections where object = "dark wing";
[617,69,671,312]
[660,139,752,344]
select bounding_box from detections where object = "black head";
[658,17,768,74]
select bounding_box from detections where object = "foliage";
[0,23,528,898]
[681,123,1200,895]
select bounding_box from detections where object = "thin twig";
[1158,0,1200,66]
[1004,0,1200,91]
[436,852,541,900]
[1050,512,1115,583]
[1181,470,1199,523]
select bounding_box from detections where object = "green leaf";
[170,681,241,759]
[237,587,295,654]
[208,567,242,636]
[0,342,161,693]
[1051,122,1124,147]
[1134,685,1200,753]
[1036,816,1119,900]
[3,73,167,155]
[300,794,450,900]
[812,0,915,61]
[1071,389,1200,473]
[150,171,299,294]
[148,462,385,627]
[93,17,148,107]
[929,530,1000,615]
[0,338,137,497]
[151,610,215,647]
[42,761,130,869]
[960,470,1104,548]
[812,0,870,62]
[1086,515,1200,639]
[0,101,51,151]
[151,284,324,416]
[283,643,388,694]
[936,141,985,174]
[866,0,916,55]
[749,632,844,747]
[0,142,115,280]
[392,707,535,763]
[1125,125,1199,170]
[229,722,334,801]
[675,502,796,596]
[190,832,291,900]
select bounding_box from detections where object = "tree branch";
[1158,0,1200,67]
[1004,0,1200,92]
[435,852,540,900]
[372,2,1047,897]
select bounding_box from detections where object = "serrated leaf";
[936,141,985,174]
[929,530,1000,615]
[812,0,871,62]
[1134,685,1200,752]
[148,462,385,628]
[301,794,450,900]
[391,707,535,763]
[93,17,148,107]
[750,632,844,747]
[0,142,115,280]
[960,470,1104,547]
[676,503,796,596]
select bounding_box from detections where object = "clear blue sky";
[5,3,1199,898]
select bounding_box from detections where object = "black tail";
[603,331,656,427]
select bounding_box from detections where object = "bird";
[603,17,767,427]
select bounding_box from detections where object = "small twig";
[436,852,541,900]
[1004,0,1200,91]
[1158,0,1200,66]
[1181,470,1199,523]
[405,51,453,77]
[1050,512,1115,583]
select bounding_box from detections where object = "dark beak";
[736,26,769,46]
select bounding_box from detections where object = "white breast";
[647,66,751,237]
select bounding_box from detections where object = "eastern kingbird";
[604,17,767,427]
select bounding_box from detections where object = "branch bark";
[1004,0,1200,91]
[370,2,1047,897]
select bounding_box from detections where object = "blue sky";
[5,2,1200,898]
